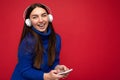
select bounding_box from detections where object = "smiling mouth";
[37,23,46,30]
[38,23,44,27]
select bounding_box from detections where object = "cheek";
[31,20,37,26]
[45,17,49,22]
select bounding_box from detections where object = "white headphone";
[24,3,53,27]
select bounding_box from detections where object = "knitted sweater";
[11,27,61,80]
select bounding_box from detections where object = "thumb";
[51,70,58,74]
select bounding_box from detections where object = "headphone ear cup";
[48,14,53,22]
[25,19,31,27]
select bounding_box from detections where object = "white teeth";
[38,24,44,27]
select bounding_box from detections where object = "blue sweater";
[11,27,61,80]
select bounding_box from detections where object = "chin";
[39,29,47,32]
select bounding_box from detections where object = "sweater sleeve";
[18,36,44,80]
[50,34,61,69]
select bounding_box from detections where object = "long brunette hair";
[20,3,56,69]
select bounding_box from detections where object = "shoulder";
[22,33,36,45]
[19,33,36,52]
[55,33,61,41]
[55,33,61,51]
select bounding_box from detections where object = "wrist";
[44,73,50,80]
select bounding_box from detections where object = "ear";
[25,19,32,27]
[48,14,53,22]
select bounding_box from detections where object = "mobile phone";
[58,69,73,75]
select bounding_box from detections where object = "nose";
[38,17,43,22]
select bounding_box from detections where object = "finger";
[56,69,61,73]
[51,70,59,74]
[61,65,69,71]
[57,73,65,78]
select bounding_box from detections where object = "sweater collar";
[32,26,51,40]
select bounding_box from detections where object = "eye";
[42,13,47,17]
[32,16,37,19]
[31,15,38,19]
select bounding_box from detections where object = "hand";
[44,70,64,80]
[55,65,70,78]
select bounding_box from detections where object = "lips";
[38,23,44,27]
[35,22,48,32]
[37,23,46,30]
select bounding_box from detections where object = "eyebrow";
[31,14,38,17]
[31,12,47,16]
[42,12,47,14]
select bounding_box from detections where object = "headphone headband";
[23,3,53,27]
[23,3,52,20]
[41,3,52,14]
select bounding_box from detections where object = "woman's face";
[30,7,49,32]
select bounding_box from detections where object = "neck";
[31,26,51,40]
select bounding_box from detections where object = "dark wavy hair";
[20,3,56,69]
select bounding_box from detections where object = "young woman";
[11,3,70,80]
